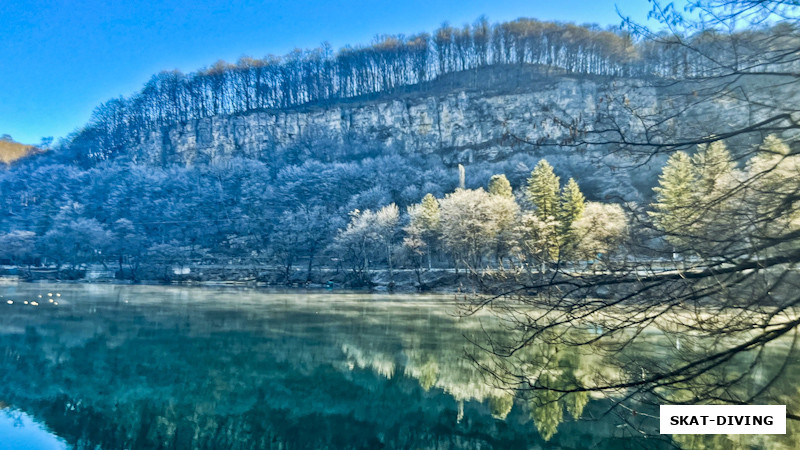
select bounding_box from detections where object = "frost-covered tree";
[515,212,560,271]
[374,203,400,283]
[0,230,37,267]
[147,240,191,281]
[487,193,519,268]
[109,218,147,280]
[332,204,399,284]
[570,202,627,263]
[438,188,495,270]
[404,194,441,270]
[272,206,338,283]
[333,209,376,282]
[39,218,112,271]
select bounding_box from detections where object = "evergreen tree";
[746,135,795,194]
[417,193,442,236]
[558,177,585,236]
[744,135,800,248]
[652,142,742,255]
[488,174,513,197]
[692,141,737,195]
[526,160,560,221]
[650,151,695,240]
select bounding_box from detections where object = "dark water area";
[0,283,792,449]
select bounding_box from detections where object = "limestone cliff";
[130,76,657,167]
[123,70,796,203]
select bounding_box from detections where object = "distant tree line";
[0,151,626,284]
[68,17,800,162]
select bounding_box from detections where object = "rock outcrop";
[130,76,657,167]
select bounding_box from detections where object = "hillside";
[62,18,792,166]
[0,137,37,165]
[127,68,660,198]
[1,17,798,285]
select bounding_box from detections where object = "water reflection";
[0,408,67,450]
[0,284,794,449]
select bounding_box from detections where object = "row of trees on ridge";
[71,17,800,162]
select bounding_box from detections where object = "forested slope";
[2,17,798,285]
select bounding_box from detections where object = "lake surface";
[0,283,795,449]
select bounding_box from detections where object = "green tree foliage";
[692,141,737,195]
[526,160,560,221]
[488,174,513,198]
[650,151,697,248]
[557,177,585,241]
[650,141,741,254]
[412,194,442,238]
[742,135,800,253]
[521,160,575,266]
[488,394,514,420]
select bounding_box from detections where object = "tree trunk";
[386,242,394,283]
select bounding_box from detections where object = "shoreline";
[0,265,478,294]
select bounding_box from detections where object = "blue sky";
[0,1,656,144]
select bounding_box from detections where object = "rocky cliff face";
[125,71,796,203]
[130,76,658,167]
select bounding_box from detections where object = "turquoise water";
[0,283,792,449]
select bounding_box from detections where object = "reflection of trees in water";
[337,314,596,440]
[663,338,800,450]
[0,285,680,448]
[462,303,800,448]
[342,343,396,379]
